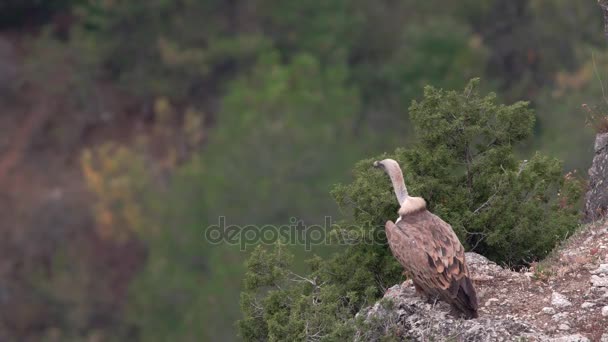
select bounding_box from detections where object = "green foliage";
[239,81,583,341]
[9,0,603,341]
[356,80,582,265]
[73,0,270,99]
[254,0,362,61]
[239,242,395,341]
[472,0,603,100]
[201,51,362,224]
[531,51,608,171]
[111,51,363,339]
[126,183,244,342]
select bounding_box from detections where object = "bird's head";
[373,158,409,204]
[373,158,399,173]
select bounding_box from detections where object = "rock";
[551,334,591,342]
[591,264,608,275]
[357,249,608,341]
[542,307,556,314]
[602,305,608,317]
[465,252,504,281]
[591,275,608,287]
[585,133,608,221]
[356,277,547,341]
[551,292,572,307]
[552,313,569,322]
[485,298,499,306]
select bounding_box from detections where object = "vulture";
[374,158,478,319]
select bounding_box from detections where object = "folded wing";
[385,210,478,318]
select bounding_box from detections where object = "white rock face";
[550,334,590,342]
[542,307,556,314]
[357,250,608,341]
[591,264,608,275]
[591,275,608,287]
[552,313,569,322]
[356,275,552,341]
[485,298,499,306]
[551,292,572,308]
[585,133,608,220]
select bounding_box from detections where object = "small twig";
[288,271,318,287]
[517,159,528,176]
[468,234,486,251]
[473,193,497,214]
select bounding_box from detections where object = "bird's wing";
[385,219,413,272]
[391,211,478,317]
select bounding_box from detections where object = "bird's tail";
[454,277,478,319]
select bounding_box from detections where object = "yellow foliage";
[553,64,593,97]
[81,143,148,243]
[157,36,209,74]
[551,53,608,98]
[81,150,104,196]
[81,96,207,243]
[153,96,175,138]
[183,107,205,147]
[154,97,173,121]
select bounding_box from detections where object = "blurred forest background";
[0,0,606,341]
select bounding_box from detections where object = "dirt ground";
[472,219,608,340]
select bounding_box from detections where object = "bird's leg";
[412,281,428,298]
[411,278,436,304]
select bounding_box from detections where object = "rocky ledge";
[357,222,608,341]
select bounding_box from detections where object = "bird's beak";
[373,161,381,168]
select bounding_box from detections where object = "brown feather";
[385,209,478,318]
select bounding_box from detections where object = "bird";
[373,158,478,319]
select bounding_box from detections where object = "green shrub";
[239,80,583,341]
[395,79,583,264]
[335,79,583,267]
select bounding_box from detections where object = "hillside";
[1,2,607,340]
[359,220,608,341]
